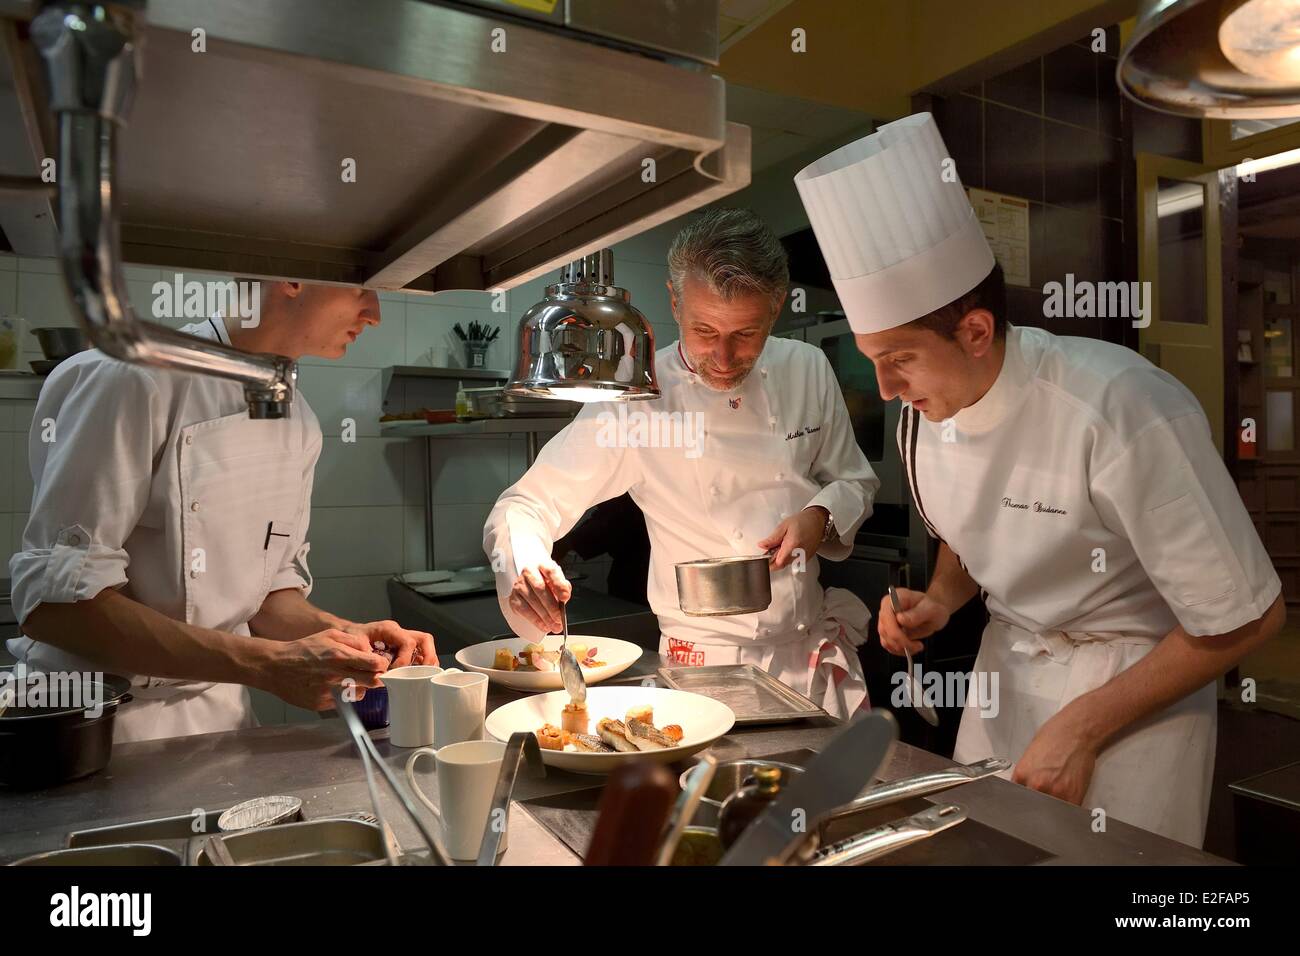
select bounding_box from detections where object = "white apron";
[954,618,1217,847]
[661,586,871,719]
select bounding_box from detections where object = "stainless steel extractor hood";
[0,0,750,410]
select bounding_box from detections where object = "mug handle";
[404,748,442,826]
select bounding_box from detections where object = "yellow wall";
[720,0,1138,119]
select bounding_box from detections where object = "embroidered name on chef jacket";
[786,424,823,441]
[1000,497,1070,515]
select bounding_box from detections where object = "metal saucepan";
[679,758,804,829]
[675,555,771,616]
[31,326,89,361]
[0,670,132,788]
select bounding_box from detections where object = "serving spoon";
[558,601,586,706]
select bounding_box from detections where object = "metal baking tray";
[656,664,827,725]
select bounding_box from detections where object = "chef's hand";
[268,628,391,711]
[1011,710,1098,805]
[759,507,829,571]
[878,587,948,656]
[509,560,572,633]
[341,619,438,669]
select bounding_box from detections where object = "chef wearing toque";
[794,113,1284,846]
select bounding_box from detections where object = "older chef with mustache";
[794,113,1285,846]
[484,208,881,718]
[9,280,438,741]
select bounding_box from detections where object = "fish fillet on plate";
[485,687,735,775]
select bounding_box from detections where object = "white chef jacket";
[901,324,1280,845]
[484,336,882,718]
[8,317,322,742]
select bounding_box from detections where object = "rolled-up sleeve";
[1092,411,1281,637]
[8,360,161,625]
[267,423,322,596]
[805,350,880,560]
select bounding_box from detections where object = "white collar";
[949,325,1031,435]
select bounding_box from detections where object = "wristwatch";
[816,507,836,544]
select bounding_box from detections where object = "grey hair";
[667,208,789,313]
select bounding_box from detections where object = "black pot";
[0,673,132,789]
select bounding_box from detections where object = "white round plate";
[485,686,735,775]
[414,580,478,596]
[455,635,642,691]
[403,570,455,586]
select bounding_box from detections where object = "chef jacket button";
[796,622,807,632]
[184,435,193,445]
[190,570,199,579]
[760,368,768,377]
[768,416,777,427]
[67,533,81,546]
[710,486,719,496]
[775,472,784,481]
[190,501,200,512]
[734,531,743,540]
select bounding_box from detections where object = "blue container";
[355,686,389,731]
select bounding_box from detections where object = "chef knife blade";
[718,709,898,866]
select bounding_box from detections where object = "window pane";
[1266,390,1295,452]
[1264,317,1294,378]
[1156,178,1207,325]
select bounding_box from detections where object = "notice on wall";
[968,187,1031,288]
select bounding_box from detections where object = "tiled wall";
[0,226,681,719]
[921,25,1136,345]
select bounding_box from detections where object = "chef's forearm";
[926,541,980,612]
[1061,594,1286,752]
[249,588,347,641]
[21,589,278,687]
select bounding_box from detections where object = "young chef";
[484,208,881,718]
[794,112,1285,846]
[9,281,438,742]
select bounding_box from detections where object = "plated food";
[485,686,735,774]
[534,702,684,754]
[455,636,642,691]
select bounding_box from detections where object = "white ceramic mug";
[431,671,488,748]
[404,739,508,861]
[380,665,461,748]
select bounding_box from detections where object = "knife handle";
[584,761,678,866]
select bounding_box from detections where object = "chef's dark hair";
[913,261,1006,341]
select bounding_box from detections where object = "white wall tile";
[0,400,15,432]
[309,574,395,624]
[305,506,404,577]
[16,272,77,358]
[0,253,16,271]
[402,440,426,509]
[11,401,35,433]
[17,256,59,274]
[311,436,405,508]
[432,501,494,569]
[0,514,11,570]
[10,511,28,555]
[297,365,384,438]
[403,505,428,572]
[0,433,14,511]
[428,437,512,505]
[405,299,512,371]
[11,431,32,512]
[616,260,673,326]
[0,270,16,317]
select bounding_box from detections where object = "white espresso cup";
[431,671,488,748]
[380,665,461,748]
[405,739,508,860]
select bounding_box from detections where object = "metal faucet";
[30,2,296,418]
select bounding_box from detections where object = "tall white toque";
[794,112,996,334]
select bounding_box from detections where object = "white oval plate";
[455,635,642,691]
[485,686,735,775]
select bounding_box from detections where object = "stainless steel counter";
[0,655,1229,865]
